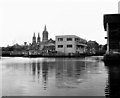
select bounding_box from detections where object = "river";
[1,56,120,97]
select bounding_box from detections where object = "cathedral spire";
[44,25,47,31]
[33,32,35,37]
[32,32,36,45]
[42,25,48,42]
[37,32,40,44]
[38,32,40,37]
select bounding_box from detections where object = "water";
[0,56,120,96]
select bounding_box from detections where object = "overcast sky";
[0,0,119,47]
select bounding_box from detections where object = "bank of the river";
[2,52,105,58]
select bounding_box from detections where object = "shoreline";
[1,54,104,58]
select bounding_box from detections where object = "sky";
[118,1,120,14]
[0,0,119,47]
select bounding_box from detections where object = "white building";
[55,35,87,54]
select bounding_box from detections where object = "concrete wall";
[55,35,76,54]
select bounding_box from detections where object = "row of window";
[57,38,72,41]
[57,38,86,43]
[58,45,72,48]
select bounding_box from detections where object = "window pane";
[58,45,63,48]
[58,38,63,41]
[67,38,72,41]
[67,45,72,48]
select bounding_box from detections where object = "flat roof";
[103,14,120,31]
[55,35,87,41]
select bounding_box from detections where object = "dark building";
[103,3,120,62]
[104,14,120,53]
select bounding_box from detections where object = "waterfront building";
[104,14,120,53]
[55,35,87,55]
[103,2,120,62]
[103,2,120,53]
[42,25,48,42]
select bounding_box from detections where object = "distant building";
[32,32,37,45]
[32,25,49,45]
[32,32,41,45]
[42,25,48,42]
[55,35,87,54]
[41,39,55,54]
[30,26,55,55]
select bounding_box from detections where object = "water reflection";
[32,62,36,76]
[2,57,107,96]
[37,61,40,79]
[105,63,120,98]
[55,58,87,88]
[42,61,48,90]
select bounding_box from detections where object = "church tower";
[37,32,40,44]
[42,25,48,42]
[32,32,36,45]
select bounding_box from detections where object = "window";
[58,45,63,48]
[67,45,72,48]
[58,38,63,41]
[75,38,79,41]
[67,38,72,41]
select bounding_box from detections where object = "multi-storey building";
[55,35,87,54]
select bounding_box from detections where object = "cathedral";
[32,25,49,45]
[31,25,55,53]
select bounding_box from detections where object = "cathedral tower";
[42,25,48,42]
[37,32,40,44]
[32,32,36,45]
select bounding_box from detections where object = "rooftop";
[103,14,120,31]
[55,35,86,41]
